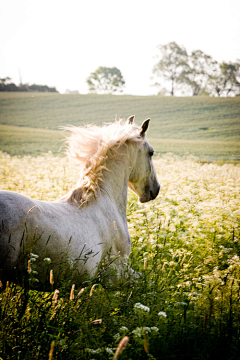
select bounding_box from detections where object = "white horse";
[0,116,160,288]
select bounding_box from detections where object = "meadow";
[0,151,240,359]
[0,93,240,358]
[0,93,239,158]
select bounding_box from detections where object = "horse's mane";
[63,119,144,206]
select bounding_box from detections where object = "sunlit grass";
[0,152,240,359]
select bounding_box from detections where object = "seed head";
[50,270,54,285]
[28,260,32,274]
[48,340,55,360]
[27,205,37,215]
[143,327,149,354]
[52,289,59,303]
[89,284,96,296]
[70,284,75,300]
[143,259,147,270]
[113,336,129,360]
[77,288,85,298]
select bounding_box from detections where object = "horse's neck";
[100,150,131,218]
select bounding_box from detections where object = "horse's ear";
[140,118,150,137]
[127,115,135,124]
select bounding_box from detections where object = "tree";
[0,77,11,85]
[0,77,58,92]
[207,60,240,97]
[179,50,214,96]
[86,66,125,94]
[152,42,188,96]
[220,60,240,96]
[206,61,226,97]
[0,77,19,91]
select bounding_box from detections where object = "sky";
[0,0,240,95]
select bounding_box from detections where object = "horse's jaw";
[128,182,160,203]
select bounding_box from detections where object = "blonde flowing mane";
[63,119,145,206]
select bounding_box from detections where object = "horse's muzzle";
[140,184,160,203]
[150,183,160,200]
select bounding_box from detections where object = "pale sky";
[0,0,240,95]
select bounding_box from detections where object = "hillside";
[0,93,239,158]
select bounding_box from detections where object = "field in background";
[0,92,239,158]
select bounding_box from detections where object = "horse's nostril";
[150,190,153,199]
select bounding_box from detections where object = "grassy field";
[0,152,240,359]
[0,92,239,158]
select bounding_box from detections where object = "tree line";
[1,42,239,96]
[87,43,240,96]
[152,42,240,97]
[0,77,58,92]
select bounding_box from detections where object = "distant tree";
[206,61,225,97]
[220,60,240,96]
[152,42,188,96]
[207,60,240,97]
[0,77,19,91]
[28,84,58,92]
[0,77,11,84]
[179,50,214,96]
[0,78,58,92]
[86,66,125,94]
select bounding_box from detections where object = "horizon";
[1,0,240,96]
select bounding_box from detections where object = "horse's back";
[0,190,37,231]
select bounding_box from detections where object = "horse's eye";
[149,150,154,157]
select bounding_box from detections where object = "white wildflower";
[132,326,159,339]
[85,348,102,354]
[105,347,114,355]
[150,327,159,332]
[229,255,239,263]
[132,327,143,338]
[176,302,188,306]
[144,327,151,334]
[119,326,128,332]
[43,257,51,263]
[134,302,150,312]
[113,333,121,342]
[30,253,38,259]
[158,311,167,317]
[68,258,75,270]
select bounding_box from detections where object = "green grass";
[0,124,62,155]
[1,153,240,359]
[0,93,239,158]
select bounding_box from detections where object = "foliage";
[0,153,240,359]
[0,77,58,92]
[219,60,240,96]
[153,42,240,97]
[86,67,125,94]
[152,42,188,96]
[179,50,214,96]
[206,60,240,97]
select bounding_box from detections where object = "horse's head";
[128,117,160,203]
